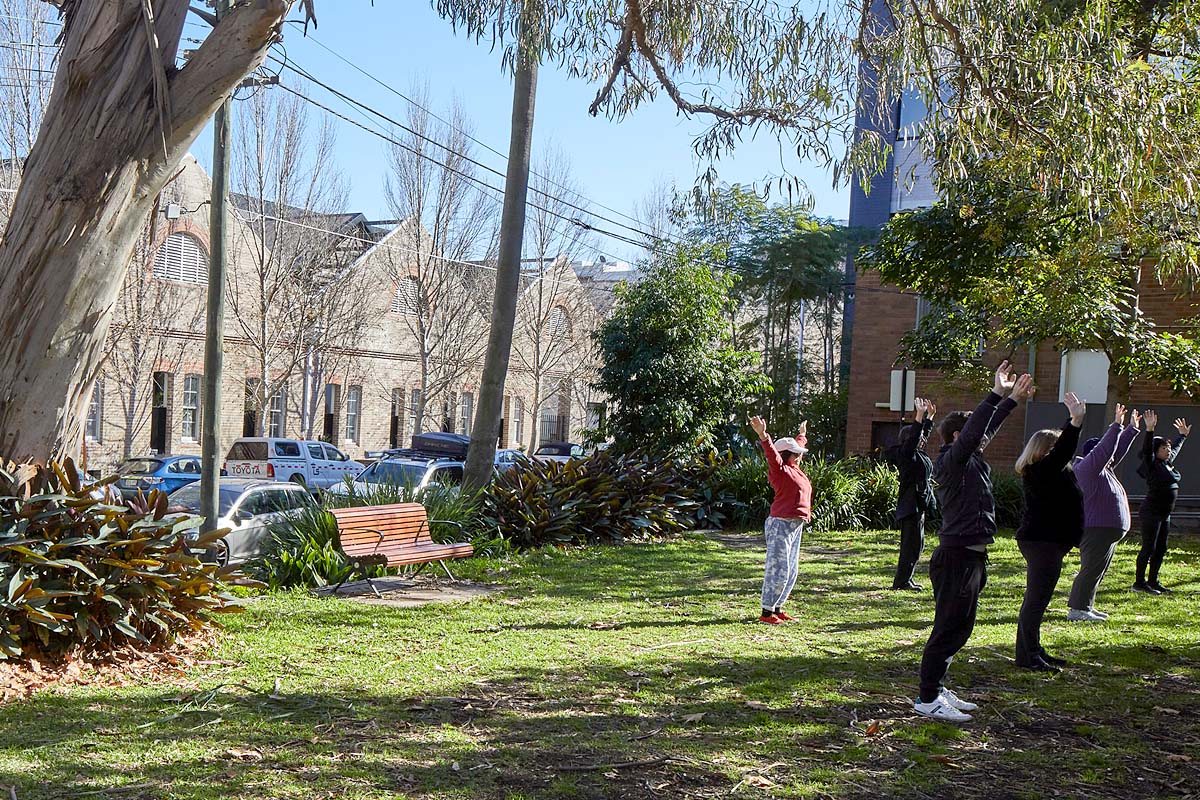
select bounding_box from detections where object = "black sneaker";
[1148,583,1173,594]
[1018,656,1061,674]
[1133,581,1162,595]
[1039,651,1068,667]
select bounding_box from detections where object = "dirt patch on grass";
[312,576,503,608]
[0,631,215,705]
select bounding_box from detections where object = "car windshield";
[168,483,245,517]
[357,462,427,488]
[118,459,162,475]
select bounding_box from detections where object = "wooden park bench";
[330,503,475,596]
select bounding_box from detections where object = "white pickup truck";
[223,437,364,491]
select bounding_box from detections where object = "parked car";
[113,455,203,499]
[223,438,363,491]
[493,448,526,472]
[533,441,585,464]
[169,478,317,566]
[326,456,465,497]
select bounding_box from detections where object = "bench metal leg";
[437,560,456,581]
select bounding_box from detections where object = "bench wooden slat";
[331,503,472,570]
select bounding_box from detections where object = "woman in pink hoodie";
[749,416,813,625]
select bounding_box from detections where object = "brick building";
[79,156,606,472]
[842,67,1200,501]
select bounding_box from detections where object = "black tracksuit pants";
[893,513,925,587]
[1136,516,1170,584]
[918,544,988,703]
[1016,540,1070,666]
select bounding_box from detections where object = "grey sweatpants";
[1068,526,1128,611]
[761,516,805,610]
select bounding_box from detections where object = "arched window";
[548,305,571,338]
[391,277,420,314]
[153,233,209,284]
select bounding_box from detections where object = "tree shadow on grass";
[4,642,1199,800]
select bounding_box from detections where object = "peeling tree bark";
[0,0,300,464]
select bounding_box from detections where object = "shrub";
[803,458,864,532]
[478,451,696,549]
[706,456,770,528]
[248,505,354,591]
[0,460,240,661]
[991,468,1025,530]
[845,458,899,530]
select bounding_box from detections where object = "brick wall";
[845,270,1200,471]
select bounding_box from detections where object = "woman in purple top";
[1066,404,1141,622]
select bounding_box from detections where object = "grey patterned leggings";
[762,516,806,610]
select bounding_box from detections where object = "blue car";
[115,455,203,499]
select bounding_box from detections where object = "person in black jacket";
[914,361,1034,724]
[1134,411,1190,594]
[1013,392,1086,672]
[890,397,937,590]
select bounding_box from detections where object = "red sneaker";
[758,613,783,625]
[774,611,795,621]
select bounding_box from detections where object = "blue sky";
[190,3,850,259]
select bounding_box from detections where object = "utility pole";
[199,0,233,532]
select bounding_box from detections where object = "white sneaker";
[914,696,972,723]
[1066,608,1105,622]
[1088,607,1109,620]
[939,687,979,712]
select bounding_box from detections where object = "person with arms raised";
[1134,411,1189,594]
[749,415,812,625]
[913,361,1033,723]
[889,397,937,590]
[1067,405,1141,621]
[1012,392,1087,672]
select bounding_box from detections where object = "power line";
[280,19,654,236]
[267,52,673,252]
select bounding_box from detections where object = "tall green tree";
[594,253,766,454]
[862,0,1200,274]
[861,173,1200,407]
[689,187,851,434]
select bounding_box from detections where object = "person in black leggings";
[1135,411,1189,594]
[889,397,936,590]
[1013,392,1086,672]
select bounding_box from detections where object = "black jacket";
[1016,419,1084,548]
[1140,432,1186,519]
[892,419,936,521]
[934,391,1018,548]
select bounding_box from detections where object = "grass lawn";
[2,528,1199,799]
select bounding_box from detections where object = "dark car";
[533,441,585,464]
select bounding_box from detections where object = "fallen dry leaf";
[681,712,707,724]
[864,720,881,736]
[1153,706,1181,715]
[226,748,263,761]
[742,774,777,789]
[929,755,958,767]
[744,701,771,711]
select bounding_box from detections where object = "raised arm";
[1076,423,1122,479]
[1044,420,1084,471]
[1169,418,1191,464]
[750,416,783,476]
[1112,408,1141,467]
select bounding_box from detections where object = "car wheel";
[289,474,308,489]
[211,538,230,567]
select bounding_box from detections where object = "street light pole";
[199,0,233,532]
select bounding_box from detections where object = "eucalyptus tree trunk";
[0,0,299,464]
[464,0,539,492]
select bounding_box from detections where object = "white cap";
[773,437,808,454]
